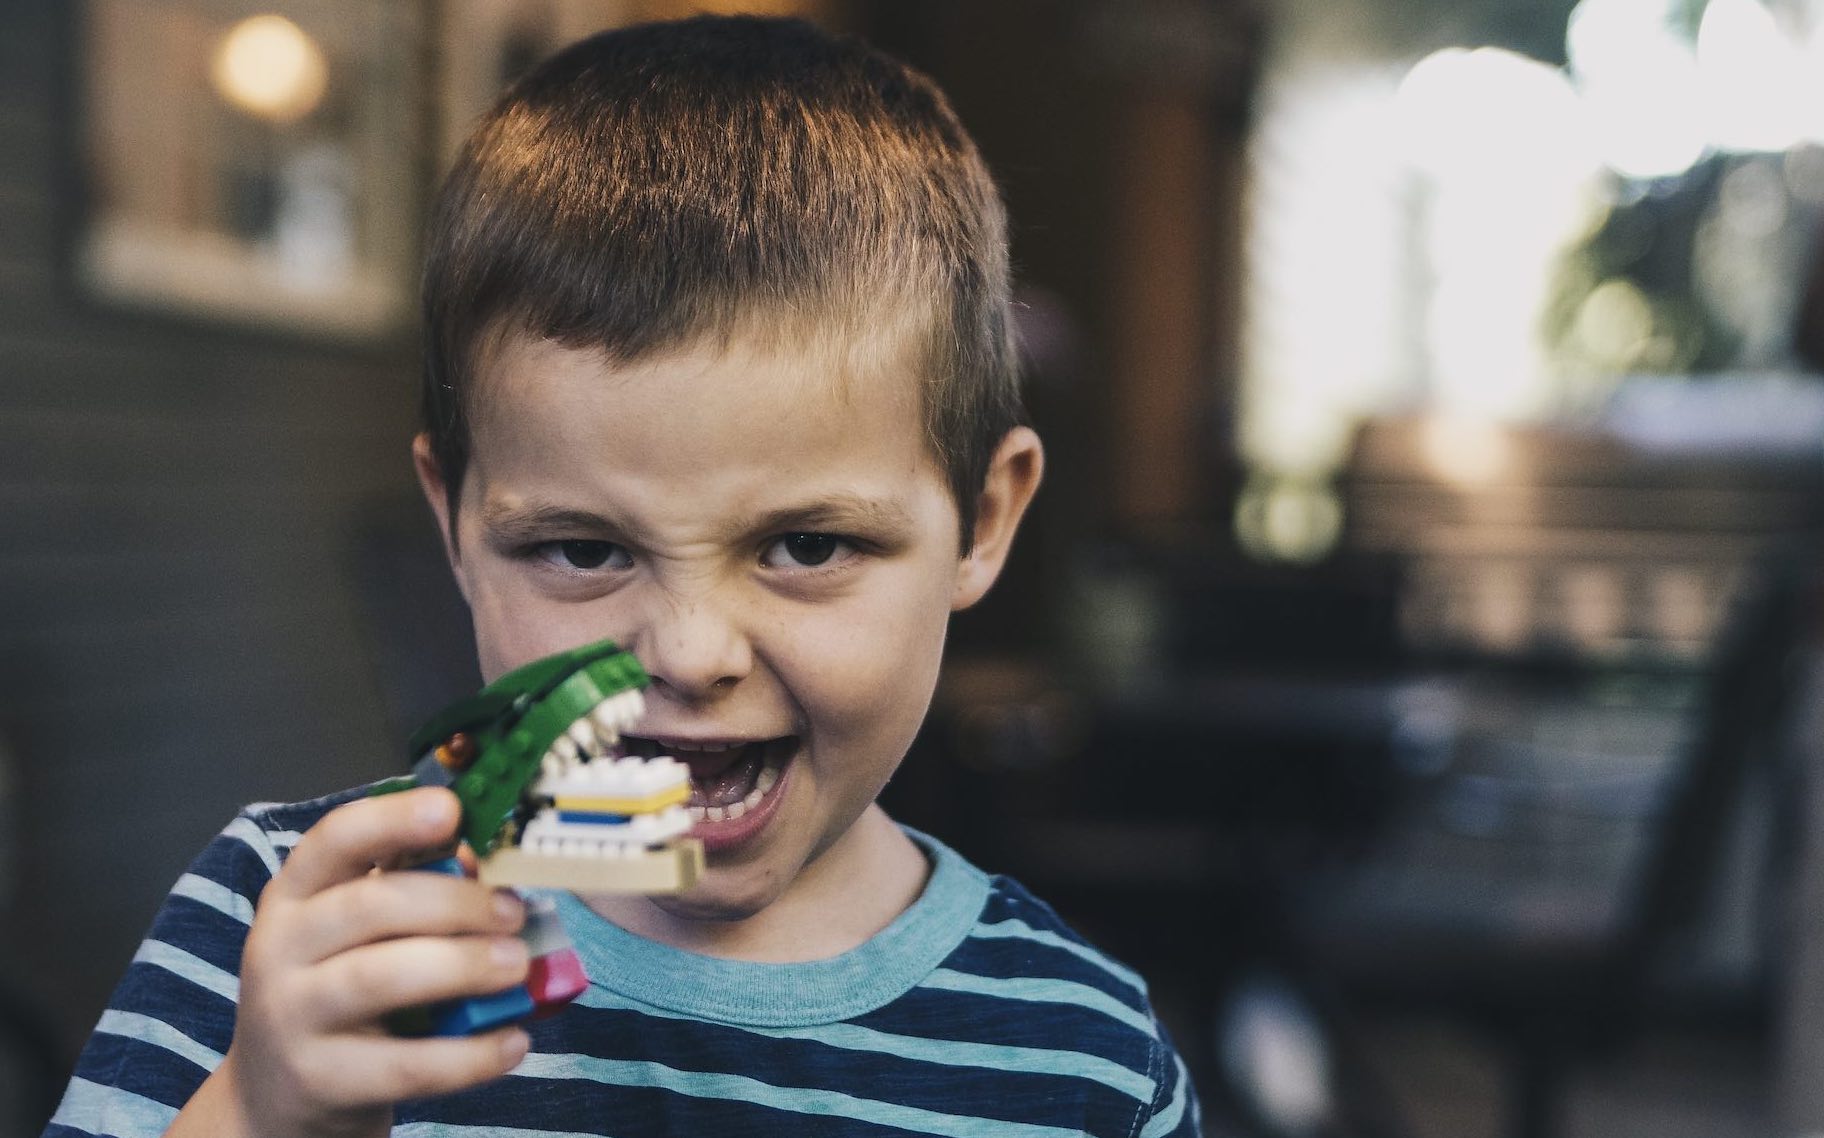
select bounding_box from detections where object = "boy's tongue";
[686,745,766,808]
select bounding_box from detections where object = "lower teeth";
[689,755,783,823]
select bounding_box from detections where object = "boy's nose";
[631,598,754,703]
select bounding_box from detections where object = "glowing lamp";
[210,14,328,125]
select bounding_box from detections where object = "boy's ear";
[411,433,470,601]
[953,426,1044,611]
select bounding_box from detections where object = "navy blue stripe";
[857,986,1155,1071]
[522,1003,1138,1130]
[142,895,250,978]
[103,962,238,1055]
[406,1074,983,1137]
[69,1033,210,1112]
[946,935,1150,1014]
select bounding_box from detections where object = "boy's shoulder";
[904,826,1148,990]
[894,833,1202,1136]
[240,782,377,834]
[907,829,1160,1035]
[187,782,381,885]
[946,853,1157,1021]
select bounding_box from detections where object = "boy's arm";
[163,788,530,1138]
[44,788,530,1138]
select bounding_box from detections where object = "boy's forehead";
[468,310,932,438]
[456,318,960,542]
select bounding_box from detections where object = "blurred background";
[6,0,1824,1135]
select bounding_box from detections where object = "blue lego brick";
[429,986,537,1036]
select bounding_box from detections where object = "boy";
[47,16,1202,1138]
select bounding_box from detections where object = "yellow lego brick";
[551,784,690,814]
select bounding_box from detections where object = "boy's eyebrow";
[749,495,917,535]
[478,495,918,544]
[480,503,623,546]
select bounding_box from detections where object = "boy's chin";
[645,884,775,924]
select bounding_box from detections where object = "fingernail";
[492,890,525,927]
[413,792,453,829]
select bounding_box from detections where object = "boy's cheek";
[463,588,579,679]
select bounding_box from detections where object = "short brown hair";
[421,15,1022,550]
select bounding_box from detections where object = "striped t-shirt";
[47,786,1202,1137]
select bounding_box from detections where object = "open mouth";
[471,689,706,891]
[620,735,794,825]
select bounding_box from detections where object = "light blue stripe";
[221,816,281,875]
[922,969,1153,1036]
[94,1010,223,1073]
[575,987,1153,1102]
[972,917,1147,997]
[1138,1051,1194,1137]
[132,940,239,1003]
[49,1076,179,1137]
[170,873,255,925]
[394,1127,611,1138]
[512,1053,1088,1138]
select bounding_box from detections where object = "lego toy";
[375,638,703,1036]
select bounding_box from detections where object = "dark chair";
[1289,548,1818,1138]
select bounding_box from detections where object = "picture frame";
[76,0,425,341]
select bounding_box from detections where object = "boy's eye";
[537,540,631,571]
[763,532,846,568]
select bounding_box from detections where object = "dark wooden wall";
[0,0,428,1082]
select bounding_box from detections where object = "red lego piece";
[527,947,588,1017]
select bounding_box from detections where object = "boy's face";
[416,329,1038,930]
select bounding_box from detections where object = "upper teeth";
[658,739,752,753]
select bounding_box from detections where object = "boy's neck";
[580,806,931,962]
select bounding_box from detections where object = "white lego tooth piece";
[568,719,598,753]
[618,689,645,727]
[590,705,625,743]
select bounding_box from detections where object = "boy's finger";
[269,789,461,901]
[307,934,531,1028]
[290,872,525,965]
[310,1028,531,1108]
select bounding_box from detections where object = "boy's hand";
[171,788,532,1138]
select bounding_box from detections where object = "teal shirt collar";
[547,828,990,1027]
